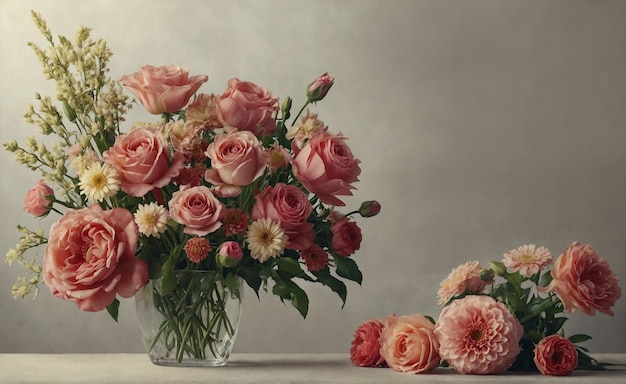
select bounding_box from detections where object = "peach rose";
[380,314,440,374]
[42,205,148,312]
[119,65,208,114]
[538,241,621,316]
[291,131,361,206]
[533,335,578,376]
[216,78,279,136]
[23,180,54,216]
[331,219,362,257]
[251,183,314,250]
[168,185,226,236]
[204,131,266,197]
[350,318,386,367]
[103,126,185,197]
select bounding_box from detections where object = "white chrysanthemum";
[78,162,120,202]
[246,218,288,262]
[134,203,170,238]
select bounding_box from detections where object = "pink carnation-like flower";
[502,244,552,278]
[434,295,524,375]
[301,244,329,272]
[533,335,578,376]
[223,207,250,237]
[437,261,488,306]
[185,93,222,131]
[350,318,386,367]
[184,237,212,263]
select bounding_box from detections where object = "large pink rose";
[379,314,440,374]
[434,295,523,375]
[42,205,147,312]
[350,318,386,367]
[119,65,208,114]
[331,219,362,257]
[533,335,578,376]
[23,180,54,216]
[216,78,279,136]
[251,183,314,250]
[168,185,226,236]
[291,132,361,206]
[538,241,621,316]
[103,126,185,197]
[204,131,266,197]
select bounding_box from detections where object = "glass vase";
[135,272,243,367]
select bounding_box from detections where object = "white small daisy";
[134,203,170,238]
[246,218,288,262]
[78,162,120,202]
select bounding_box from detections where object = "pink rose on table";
[119,65,208,114]
[292,131,361,206]
[251,183,314,251]
[204,131,266,197]
[23,180,54,216]
[379,314,440,374]
[331,219,362,257]
[533,335,578,376]
[538,241,621,316]
[103,126,184,197]
[168,185,226,236]
[42,205,148,312]
[350,318,386,367]
[216,78,279,136]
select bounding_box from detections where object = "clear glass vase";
[135,272,243,367]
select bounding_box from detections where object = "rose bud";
[358,200,381,217]
[216,241,243,268]
[306,73,334,102]
[281,96,292,120]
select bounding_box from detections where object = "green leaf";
[106,298,120,322]
[546,316,568,335]
[277,257,305,277]
[239,267,262,297]
[160,253,177,295]
[199,270,218,291]
[224,272,240,297]
[539,271,553,288]
[334,256,362,284]
[271,276,309,318]
[312,270,347,307]
[569,334,593,344]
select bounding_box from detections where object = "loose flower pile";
[351,242,621,376]
[5,12,380,363]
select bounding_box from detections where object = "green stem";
[290,100,310,126]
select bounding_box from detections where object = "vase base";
[149,356,229,367]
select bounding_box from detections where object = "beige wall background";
[1,0,625,353]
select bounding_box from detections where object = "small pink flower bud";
[216,241,243,267]
[358,200,381,217]
[306,73,334,102]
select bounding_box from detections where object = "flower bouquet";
[350,242,621,376]
[5,12,380,366]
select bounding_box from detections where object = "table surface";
[1,353,625,383]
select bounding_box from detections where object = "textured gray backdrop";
[1,0,624,354]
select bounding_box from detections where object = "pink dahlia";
[434,295,523,374]
[502,244,552,278]
[437,261,489,307]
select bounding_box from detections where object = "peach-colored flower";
[164,120,200,157]
[502,244,552,277]
[184,237,212,263]
[538,241,621,316]
[533,335,578,376]
[23,180,54,217]
[380,314,440,374]
[264,143,291,172]
[331,219,362,257]
[119,65,208,114]
[285,109,328,152]
[291,131,361,206]
[350,318,386,367]
[168,185,226,236]
[185,93,222,131]
[437,261,488,306]
[246,218,287,262]
[301,244,329,272]
[134,202,169,238]
[42,205,148,312]
[434,295,523,374]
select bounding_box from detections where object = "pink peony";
[533,335,578,376]
[379,314,440,374]
[251,183,314,251]
[350,318,386,367]
[216,78,279,136]
[42,205,148,312]
[330,219,362,257]
[204,131,266,197]
[437,261,489,307]
[538,241,621,316]
[291,131,361,206]
[434,295,524,374]
[103,126,185,197]
[168,185,226,236]
[119,65,208,114]
[23,180,54,216]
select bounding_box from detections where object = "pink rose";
[533,335,578,376]
[23,180,54,216]
[204,131,266,197]
[216,241,244,268]
[291,131,361,206]
[350,318,386,367]
[379,314,440,374]
[103,126,185,197]
[168,185,226,236]
[216,78,279,136]
[538,241,621,316]
[119,65,208,114]
[306,72,334,102]
[331,219,362,257]
[42,205,148,312]
[251,183,314,250]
